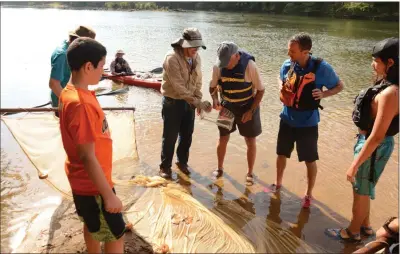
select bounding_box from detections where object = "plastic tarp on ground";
[1,111,324,253]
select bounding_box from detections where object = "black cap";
[372,37,399,60]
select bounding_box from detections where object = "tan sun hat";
[69,25,96,39]
[116,50,125,55]
[171,28,206,49]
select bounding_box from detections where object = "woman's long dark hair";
[384,57,399,85]
[374,57,399,86]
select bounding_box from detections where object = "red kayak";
[102,73,162,91]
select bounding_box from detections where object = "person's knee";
[244,137,256,147]
[305,161,317,169]
[162,130,179,142]
[277,154,287,160]
[178,131,193,142]
[354,192,371,202]
[104,236,124,253]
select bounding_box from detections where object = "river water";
[1,7,398,253]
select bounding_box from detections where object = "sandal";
[325,228,361,242]
[245,174,254,186]
[271,184,282,192]
[212,168,223,179]
[360,226,375,237]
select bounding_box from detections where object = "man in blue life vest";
[48,25,96,117]
[209,41,265,186]
[275,33,344,208]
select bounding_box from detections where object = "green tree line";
[2,2,398,21]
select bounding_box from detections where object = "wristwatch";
[383,216,398,238]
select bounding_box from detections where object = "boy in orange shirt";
[59,37,125,253]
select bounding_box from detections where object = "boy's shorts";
[72,188,126,242]
[353,135,394,200]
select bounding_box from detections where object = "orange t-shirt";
[59,84,113,196]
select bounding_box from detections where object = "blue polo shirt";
[50,40,71,107]
[279,56,340,128]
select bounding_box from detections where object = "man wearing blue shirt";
[274,33,344,208]
[49,26,96,116]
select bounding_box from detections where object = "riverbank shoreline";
[1,3,397,22]
[0,4,164,12]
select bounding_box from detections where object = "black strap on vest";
[366,132,377,183]
[369,150,377,183]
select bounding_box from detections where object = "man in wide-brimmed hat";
[48,25,96,115]
[110,49,133,75]
[159,27,211,179]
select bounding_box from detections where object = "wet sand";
[16,198,153,254]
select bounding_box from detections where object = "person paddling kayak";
[110,50,133,75]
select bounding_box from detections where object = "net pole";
[0,107,136,114]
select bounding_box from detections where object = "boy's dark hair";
[290,33,312,51]
[67,37,107,71]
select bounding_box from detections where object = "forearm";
[377,218,399,238]
[351,134,384,169]
[167,77,200,106]
[181,94,201,107]
[194,90,202,100]
[126,65,133,74]
[210,87,219,101]
[49,80,63,98]
[391,219,399,233]
[83,156,114,199]
[110,63,116,75]
[323,81,343,98]
[194,80,203,99]
[250,89,265,111]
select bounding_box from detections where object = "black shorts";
[72,188,126,242]
[219,105,262,138]
[276,119,319,162]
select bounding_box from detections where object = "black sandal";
[360,226,375,237]
[325,228,361,242]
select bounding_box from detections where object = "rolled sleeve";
[194,57,203,99]
[50,53,66,82]
[247,60,265,91]
[280,60,291,82]
[319,61,340,89]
